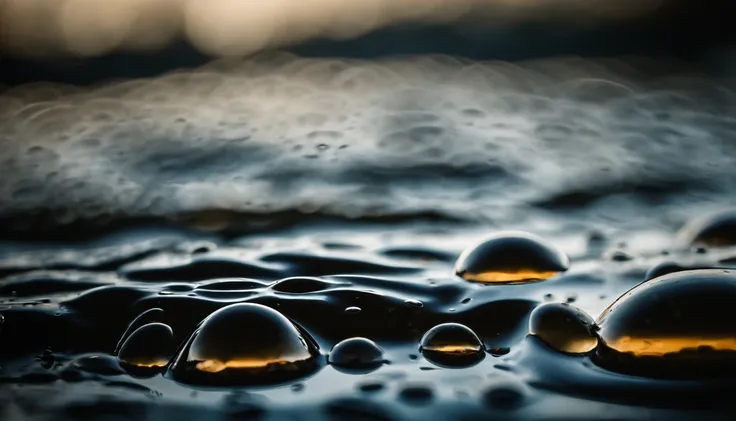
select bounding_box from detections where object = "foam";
[0,53,735,227]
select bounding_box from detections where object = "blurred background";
[1,0,735,85]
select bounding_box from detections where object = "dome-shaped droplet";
[528,303,597,354]
[644,262,687,282]
[114,308,165,354]
[454,231,569,284]
[168,303,320,385]
[675,209,736,248]
[595,269,736,378]
[419,323,484,367]
[328,337,384,371]
[117,323,175,375]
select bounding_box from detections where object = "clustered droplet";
[528,303,597,354]
[454,231,569,284]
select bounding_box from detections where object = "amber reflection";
[195,359,297,373]
[119,357,169,368]
[461,270,559,283]
[553,337,598,354]
[610,336,736,356]
[421,345,481,353]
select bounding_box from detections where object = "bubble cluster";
[454,231,569,284]
[594,269,736,378]
[168,303,320,385]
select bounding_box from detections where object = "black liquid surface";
[1,220,736,421]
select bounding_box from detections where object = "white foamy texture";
[0,0,661,57]
[1,53,735,226]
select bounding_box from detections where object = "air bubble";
[168,303,320,385]
[675,209,736,248]
[328,337,385,371]
[454,231,569,284]
[528,303,598,354]
[419,323,484,367]
[117,323,175,375]
[595,269,736,378]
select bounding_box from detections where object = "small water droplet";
[118,323,175,376]
[529,303,597,354]
[329,338,384,371]
[420,323,484,367]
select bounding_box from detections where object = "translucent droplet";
[329,337,384,371]
[404,299,423,308]
[528,303,597,354]
[168,303,320,385]
[115,308,165,354]
[419,323,484,367]
[675,209,736,248]
[344,306,361,314]
[117,323,175,375]
[595,269,736,378]
[454,231,569,284]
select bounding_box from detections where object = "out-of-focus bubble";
[675,208,736,248]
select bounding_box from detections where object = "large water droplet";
[454,231,569,284]
[675,208,736,248]
[168,303,320,385]
[528,303,597,354]
[117,323,175,376]
[595,269,736,378]
[419,323,484,367]
[328,337,384,371]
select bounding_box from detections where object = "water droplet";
[419,323,484,367]
[483,382,527,410]
[168,303,320,385]
[329,338,384,371]
[644,261,687,282]
[607,250,634,262]
[595,269,736,378]
[398,384,434,405]
[117,323,175,376]
[404,299,423,308]
[461,298,471,304]
[529,303,597,354]
[357,381,385,393]
[344,306,361,314]
[115,308,165,354]
[454,231,569,284]
[675,209,736,248]
[291,383,305,392]
[543,293,554,302]
[489,347,510,357]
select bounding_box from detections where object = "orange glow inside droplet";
[461,270,559,283]
[422,344,481,354]
[610,336,736,356]
[195,359,292,373]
